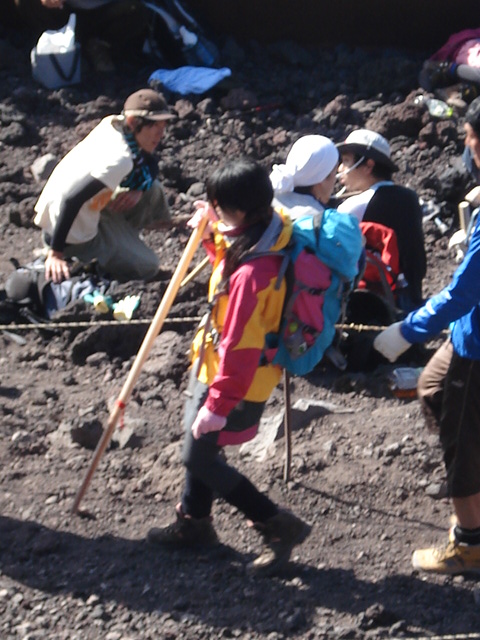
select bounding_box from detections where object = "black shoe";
[419,61,457,91]
[248,509,311,576]
[147,503,219,548]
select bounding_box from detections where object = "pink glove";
[187,200,218,238]
[191,406,227,439]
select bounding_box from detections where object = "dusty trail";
[0,22,478,639]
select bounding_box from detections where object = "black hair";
[206,157,274,281]
[207,157,273,219]
[126,116,158,135]
[352,153,393,181]
[466,97,480,138]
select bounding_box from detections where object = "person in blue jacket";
[463,96,480,185]
[373,203,480,574]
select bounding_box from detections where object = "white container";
[30,14,81,89]
[31,44,81,89]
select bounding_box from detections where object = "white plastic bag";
[36,13,77,54]
[31,14,81,89]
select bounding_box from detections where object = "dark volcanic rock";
[0,20,478,640]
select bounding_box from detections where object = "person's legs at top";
[14,0,69,36]
[418,60,458,91]
[74,0,148,70]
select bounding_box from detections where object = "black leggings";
[180,363,278,522]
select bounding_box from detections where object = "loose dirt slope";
[0,23,479,640]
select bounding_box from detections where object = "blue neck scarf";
[120,129,159,191]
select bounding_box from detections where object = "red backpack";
[358,221,400,296]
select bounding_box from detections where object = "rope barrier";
[0,316,203,332]
[401,634,480,640]
[0,317,451,336]
[0,319,385,333]
[336,323,450,337]
[337,321,390,332]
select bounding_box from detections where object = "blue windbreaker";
[401,216,480,360]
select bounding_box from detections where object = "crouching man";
[34,88,187,283]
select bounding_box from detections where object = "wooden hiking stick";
[71,217,209,514]
[458,201,471,233]
[283,369,292,482]
[180,255,210,288]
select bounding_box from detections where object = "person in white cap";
[34,88,187,283]
[336,128,426,311]
[269,135,339,221]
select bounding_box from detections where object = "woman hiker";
[269,134,339,221]
[147,157,311,576]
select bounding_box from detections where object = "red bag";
[358,221,400,291]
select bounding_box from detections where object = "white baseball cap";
[336,129,398,172]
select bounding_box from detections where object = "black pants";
[180,362,278,522]
[418,339,480,497]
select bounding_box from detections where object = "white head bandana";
[270,135,339,194]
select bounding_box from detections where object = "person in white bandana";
[269,135,339,222]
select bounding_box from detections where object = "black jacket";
[363,184,427,306]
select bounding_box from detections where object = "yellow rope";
[401,634,480,640]
[0,318,451,335]
[0,316,203,332]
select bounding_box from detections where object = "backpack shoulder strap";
[240,211,290,290]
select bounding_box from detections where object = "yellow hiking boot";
[412,538,480,575]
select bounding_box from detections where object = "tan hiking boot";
[412,538,480,575]
[248,509,311,576]
[147,504,219,548]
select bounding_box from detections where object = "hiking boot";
[419,61,457,91]
[412,538,480,575]
[248,509,312,576]
[147,504,219,548]
[85,38,115,73]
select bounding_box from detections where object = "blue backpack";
[249,210,363,376]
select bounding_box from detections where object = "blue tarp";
[149,66,232,95]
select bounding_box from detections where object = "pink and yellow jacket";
[190,211,292,418]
